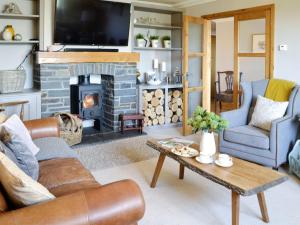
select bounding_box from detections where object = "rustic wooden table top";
[147,139,288,196]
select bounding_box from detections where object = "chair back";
[216,71,243,93]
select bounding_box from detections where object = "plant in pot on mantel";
[162,35,171,48]
[188,106,228,164]
[136,33,145,48]
[150,35,159,48]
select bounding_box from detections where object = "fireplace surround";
[34,62,138,132]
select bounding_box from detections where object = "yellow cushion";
[265,79,296,102]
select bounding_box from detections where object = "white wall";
[0,0,38,88]
[185,0,300,84]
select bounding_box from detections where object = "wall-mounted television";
[54,0,131,46]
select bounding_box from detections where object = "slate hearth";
[34,63,137,131]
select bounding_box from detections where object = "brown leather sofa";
[0,118,145,225]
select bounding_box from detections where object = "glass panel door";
[182,16,211,135]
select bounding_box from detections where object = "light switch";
[279,44,288,51]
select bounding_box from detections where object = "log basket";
[54,113,83,146]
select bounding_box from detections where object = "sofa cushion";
[38,158,97,192]
[34,137,78,161]
[224,125,270,150]
[2,129,39,180]
[0,152,54,208]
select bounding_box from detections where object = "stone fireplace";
[34,62,138,132]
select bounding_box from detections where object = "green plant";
[162,35,171,41]
[150,35,159,40]
[187,106,228,133]
[136,33,144,39]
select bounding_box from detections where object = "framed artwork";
[252,34,265,53]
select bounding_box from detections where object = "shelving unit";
[0,1,40,45]
[134,23,182,30]
[132,5,183,127]
[134,47,182,51]
[0,13,39,20]
[0,40,39,44]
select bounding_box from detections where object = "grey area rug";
[74,135,158,171]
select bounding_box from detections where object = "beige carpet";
[76,128,300,225]
[92,157,300,225]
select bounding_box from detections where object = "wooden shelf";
[134,47,182,51]
[36,52,140,64]
[0,40,39,44]
[134,23,182,30]
[0,13,39,19]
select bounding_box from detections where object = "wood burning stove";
[70,75,103,130]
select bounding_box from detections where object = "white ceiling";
[134,0,216,8]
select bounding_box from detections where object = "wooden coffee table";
[147,139,288,225]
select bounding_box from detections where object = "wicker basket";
[0,70,26,94]
[54,113,83,146]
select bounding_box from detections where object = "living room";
[0,0,299,225]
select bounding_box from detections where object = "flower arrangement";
[188,106,228,133]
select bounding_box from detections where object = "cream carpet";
[92,157,300,225]
[76,127,300,225]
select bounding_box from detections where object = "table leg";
[150,153,166,188]
[232,191,240,225]
[179,164,184,180]
[257,192,270,223]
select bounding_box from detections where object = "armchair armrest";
[0,179,145,225]
[24,117,60,140]
[270,115,298,166]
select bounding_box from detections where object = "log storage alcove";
[139,83,183,127]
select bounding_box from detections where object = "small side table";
[119,114,144,134]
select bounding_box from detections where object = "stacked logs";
[143,89,165,126]
[167,89,183,123]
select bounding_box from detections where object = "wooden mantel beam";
[36,52,140,64]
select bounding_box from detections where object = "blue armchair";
[219,80,300,168]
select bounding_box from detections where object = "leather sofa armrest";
[0,180,145,225]
[24,117,60,140]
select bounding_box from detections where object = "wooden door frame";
[202,4,275,108]
[182,16,211,135]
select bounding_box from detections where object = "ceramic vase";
[199,131,216,157]
[151,39,159,48]
[136,38,145,47]
[2,25,14,41]
[163,40,171,48]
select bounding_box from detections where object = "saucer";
[215,159,233,168]
[195,156,214,164]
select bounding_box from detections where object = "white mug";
[218,154,232,165]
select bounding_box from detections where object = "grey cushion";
[224,125,270,150]
[34,137,78,161]
[5,133,39,180]
[0,141,21,168]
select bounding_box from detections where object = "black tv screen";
[54,0,131,46]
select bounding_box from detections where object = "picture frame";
[252,34,265,53]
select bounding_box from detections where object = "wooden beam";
[188,86,203,92]
[237,11,266,21]
[233,15,239,109]
[188,52,205,57]
[202,19,211,112]
[238,53,266,57]
[269,5,275,78]
[265,9,271,79]
[36,52,140,64]
[202,4,275,20]
[185,15,204,24]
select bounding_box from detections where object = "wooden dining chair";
[215,71,243,112]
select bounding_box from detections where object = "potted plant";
[162,36,171,48]
[188,106,228,160]
[136,33,145,47]
[150,35,159,48]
